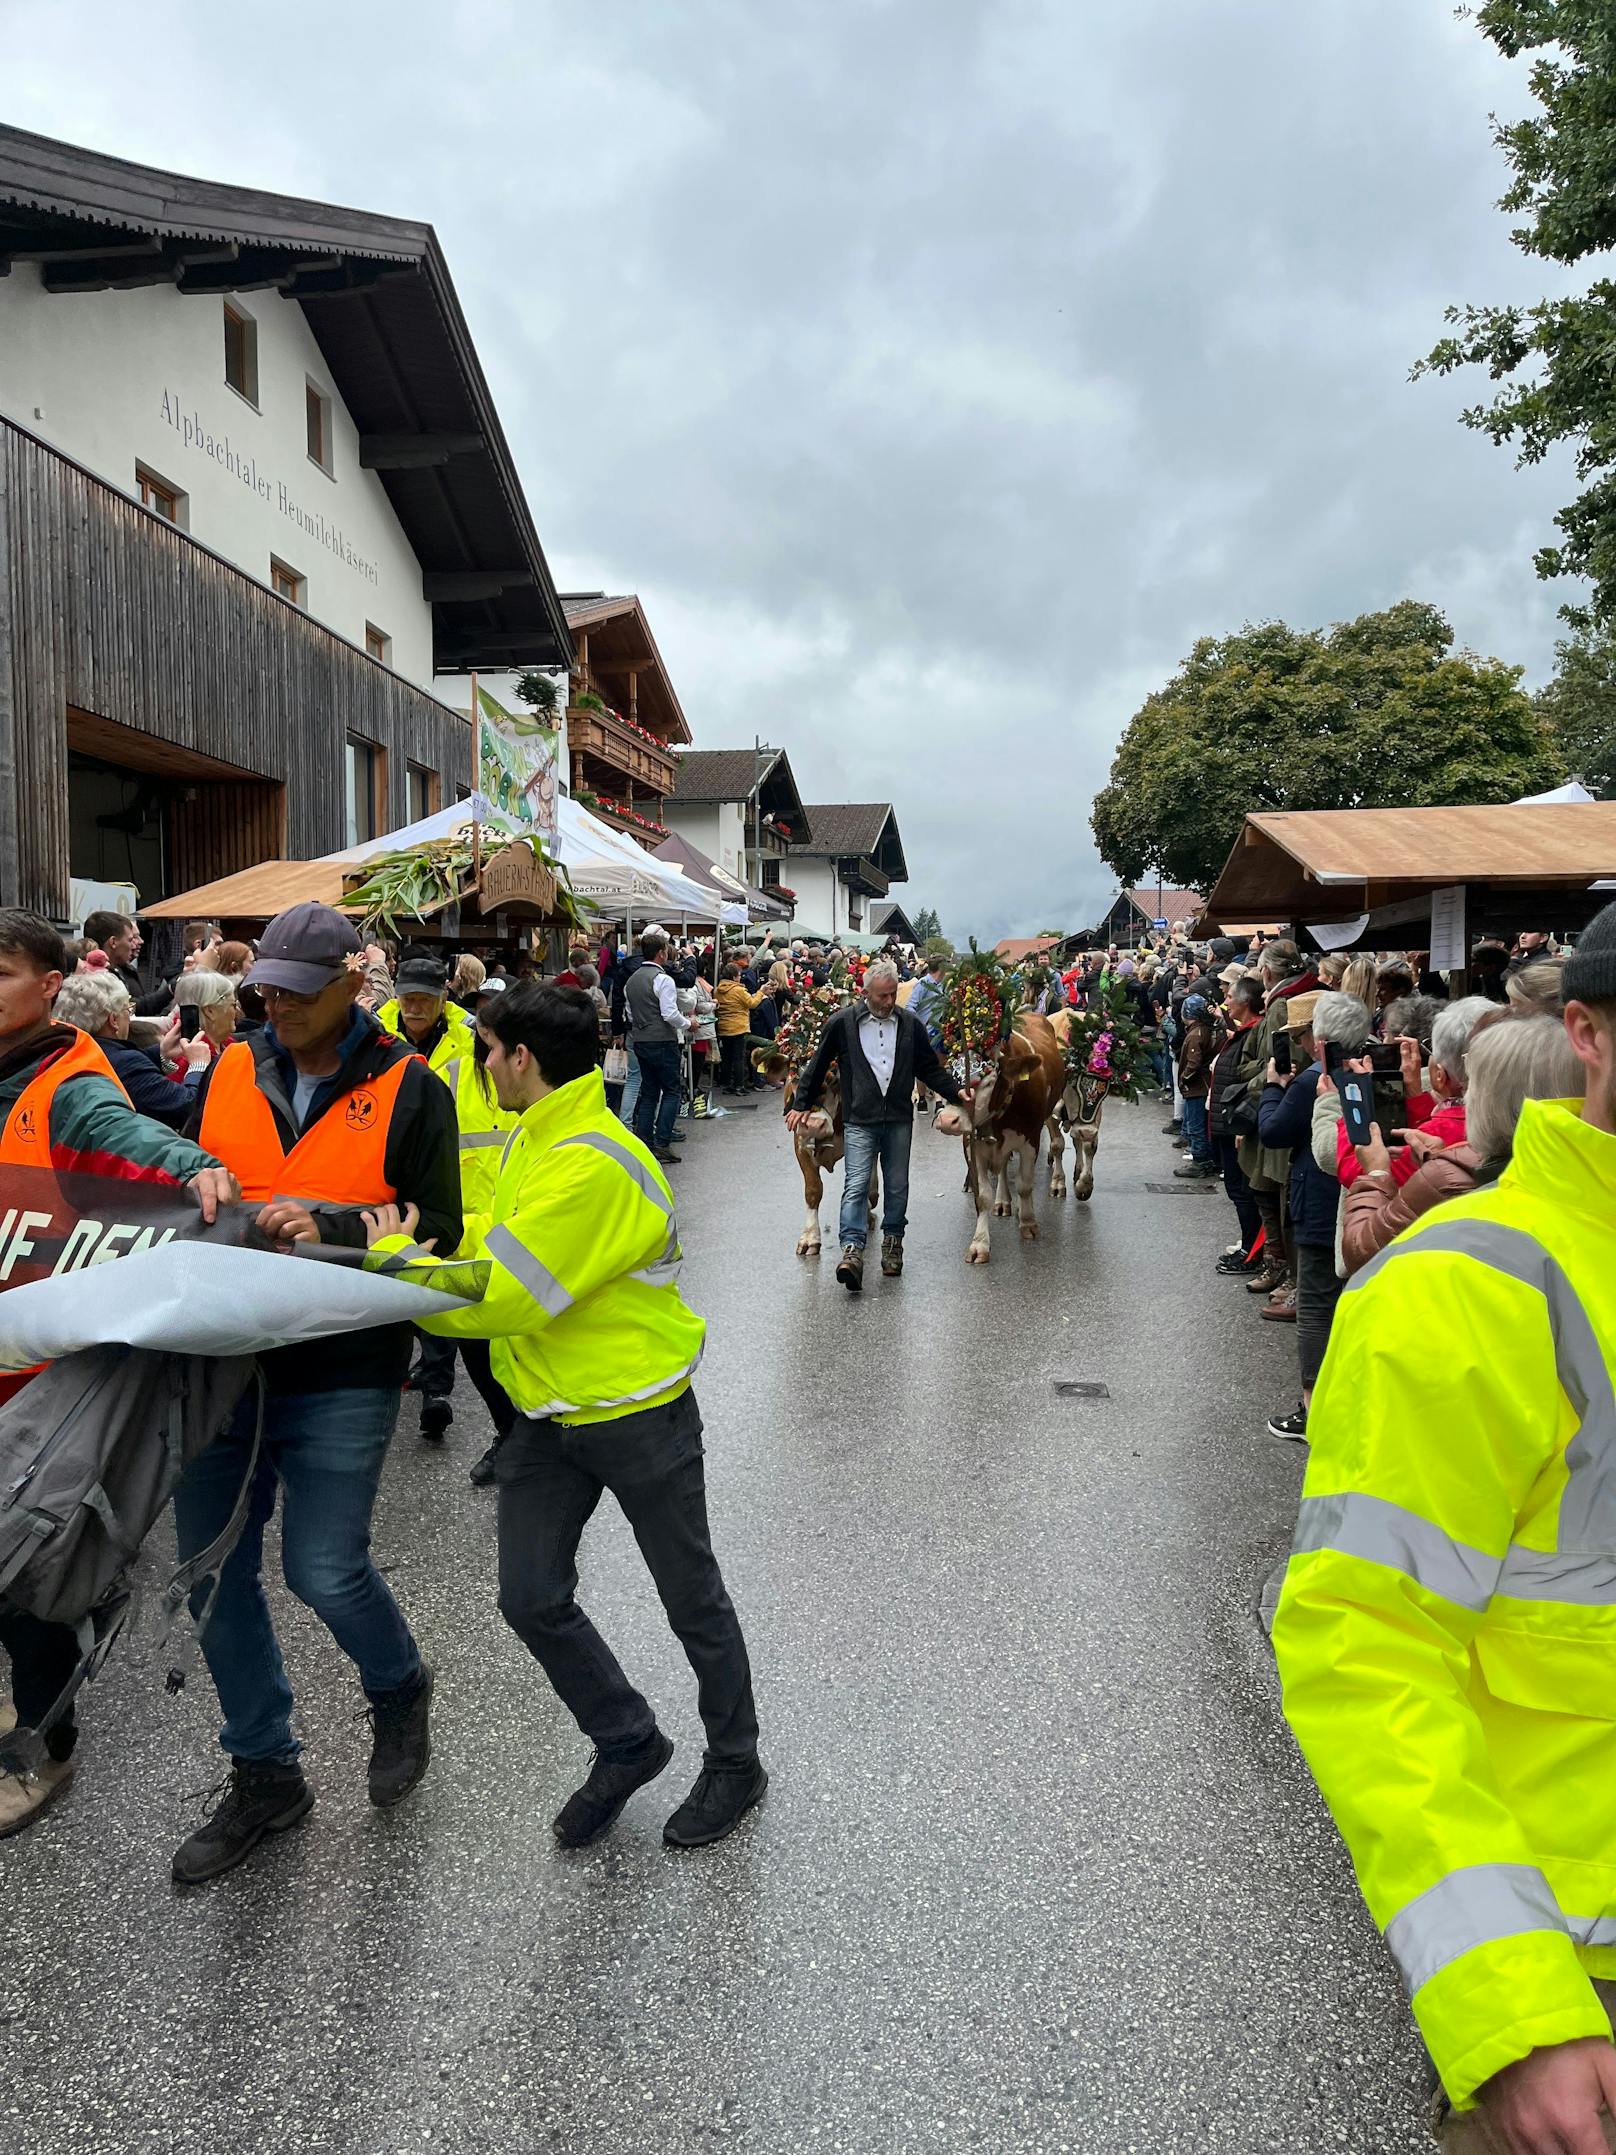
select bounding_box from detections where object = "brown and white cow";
[1044,1009,1108,1202]
[755,1044,877,1258]
[934,1012,1067,1263]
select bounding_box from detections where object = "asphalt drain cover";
[1053,1380,1110,1400]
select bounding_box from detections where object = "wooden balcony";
[586,794,669,851]
[568,703,678,796]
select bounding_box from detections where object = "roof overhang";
[0,124,572,673]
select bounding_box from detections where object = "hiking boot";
[654,1149,683,1166]
[552,1730,674,1848]
[367,1664,434,1808]
[0,1755,73,1840]
[663,1760,769,1849]
[1267,1406,1309,1443]
[1160,1119,1182,1137]
[1245,1260,1287,1294]
[171,1759,312,1885]
[880,1236,904,1276]
[835,1245,864,1292]
[1260,1287,1298,1323]
[420,1398,453,1443]
[468,1443,500,1489]
[1173,1159,1217,1179]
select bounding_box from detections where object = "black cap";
[396,957,450,995]
[1564,901,1616,1006]
[246,902,360,995]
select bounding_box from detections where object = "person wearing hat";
[1273,907,1616,2149]
[167,901,461,1886]
[376,953,476,1443]
[1172,991,1219,1176]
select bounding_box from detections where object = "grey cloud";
[3,0,1578,935]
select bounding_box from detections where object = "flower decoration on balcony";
[771,885,797,901]
[595,799,668,839]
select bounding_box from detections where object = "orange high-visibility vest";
[0,1028,130,1163]
[197,1040,412,1204]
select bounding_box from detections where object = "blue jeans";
[173,1386,421,1764]
[619,1047,642,1124]
[1147,1041,1172,1093]
[633,1041,683,1155]
[1181,1095,1210,1161]
[839,1120,911,1249]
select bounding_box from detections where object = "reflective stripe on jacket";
[1272,1097,1616,2108]
[369,1067,705,1425]
[437,1052,520,1217]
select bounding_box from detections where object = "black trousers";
[718,1035,749,1092]
[495,1387,758,1768]
[414,1332,517,1438]
[0,1607,79,1759]
[1214,1136,1261,1251]
[1296,1242,1344,1391]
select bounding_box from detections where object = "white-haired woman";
[53,969,192,1131]
[172,967,242,1086]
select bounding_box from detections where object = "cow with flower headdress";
[931,951,1069,1263]
[1045,985,1143,1201]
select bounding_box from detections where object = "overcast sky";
[2,1,1579,936]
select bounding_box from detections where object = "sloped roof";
[562,594,690,744]
[793,803,907,880]
[666,747,810,837]
[0,124,570,671]
[1202,803,1616,927]
[995,935,1061,963]
[1119,886,1202,926]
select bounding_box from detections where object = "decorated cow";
[1046,988,1142,1201]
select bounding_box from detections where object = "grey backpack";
[0,1345,260,1761]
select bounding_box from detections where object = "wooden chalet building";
[663,746,812,905]
[788,803,908,940]
[0,125,570,921]
[561,593,691,851]
[1098,884,1203,943]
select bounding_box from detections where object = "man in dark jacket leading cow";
[787,961,971,1291]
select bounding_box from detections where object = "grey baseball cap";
[396,956,450,995]
[246,901,360,995]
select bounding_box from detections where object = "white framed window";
[135,463,186,528]
[269,556,307,608]
[306,380,333,474]
[223,303,259,406]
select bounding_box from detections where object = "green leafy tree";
[1536,624,1616,794]
[1090,601,1563,891]
[911,905,942,942]
[922,933,955,962]
[1417,4,1616,627]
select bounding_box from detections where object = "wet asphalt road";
[1,1090,1433,2154]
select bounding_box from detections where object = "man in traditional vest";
[1275,899,1616,2151]
[624,928,689,1165]
[0,907,234,1840]
[169,901,460,1886]
[365,983,765,1851]
[375,952,476,1443]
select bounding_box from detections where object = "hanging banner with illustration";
[477,685,560,851]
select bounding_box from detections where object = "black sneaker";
[171,1759,312,1885]
[420,1398,453,1443]
[1267,1407,1309,1443]
[835,1245,864,1292]
[366,1664,434,1808]
[663,1760,769,1849]
[654,1149,683,1165]
[552,1731,674,1848]
[468,1443,500,1489]
[1215,1249,1254,1275]
[1172,1159,1218,1179]
[1161,1119,1182,1136]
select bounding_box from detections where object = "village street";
[2,1095,1432,2154]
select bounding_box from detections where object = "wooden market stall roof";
[143,861,352,919]
[1200,804,1616,929]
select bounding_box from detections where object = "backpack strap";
[160,1366,268,1694]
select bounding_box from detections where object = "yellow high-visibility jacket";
[434,1047,519,1215]
[368,1067,704,1427]
[1273,1098,1616,2108]
[376,999,472,1081]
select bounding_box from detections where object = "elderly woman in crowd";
[1341,1013,1585,1275]
[52,969,192,1130]
[1504,958,1566,1020]
[1332,993,1496,1191]
[172,967,242,1083]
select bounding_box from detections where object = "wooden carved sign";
[479,842,557,918]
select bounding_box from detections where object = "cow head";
[936,1035,1039,1141]
[753,1044,791,1088]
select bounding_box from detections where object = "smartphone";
[1271,1031,1293,1076]
[1340,1071,1377,1149]
[179,1005,201,1041]
[1366,1040,1404,1076]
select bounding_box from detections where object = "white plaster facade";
[0,266,436,685]
[788,856,852,940]
[661,797,749,885]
